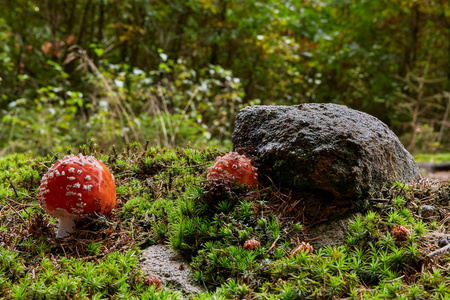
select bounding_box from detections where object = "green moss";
[414,152,450,163]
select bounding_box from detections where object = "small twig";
[9,180,19,198]
[6,202,26,223]
[214,249,229,256]
[265,235,280,254]
[160,162,210,169]
[305,236,322,242]
[5,197,30,207]
[390,152,399,182]
[427,243,450,258]
[439,213,450,225]
[384,275,405,283]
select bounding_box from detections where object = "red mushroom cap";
[207,152,258,187]
[38,154,116,237]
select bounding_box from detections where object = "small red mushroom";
[207,152,258,187]
[37,154,117,238]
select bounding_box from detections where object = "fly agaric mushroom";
[207,152,258,187]
[37,154,116,238]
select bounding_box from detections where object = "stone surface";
[419,205,437,219]
[232,104,419,199]
[438,237,450,247]
[425,231,450,247]
[308,216,351,249]
[140,245,204,296]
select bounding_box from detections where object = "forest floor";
[424,171,450,181]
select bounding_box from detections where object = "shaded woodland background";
[0,0,449,156]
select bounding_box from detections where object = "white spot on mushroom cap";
[67,176,76,181]
[55,170,60,177]
[61,171,65,176]
[85,175,91,181]
[70,207,84,214]
[72,183,81,189]
[77,170,82,175]
[68,167,75,174]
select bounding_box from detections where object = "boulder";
[232,104,419,199]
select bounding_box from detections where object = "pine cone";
[392,225,410,242]
[244,239,260,250]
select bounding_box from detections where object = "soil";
[420,162,450,181]
[424,171,450,181]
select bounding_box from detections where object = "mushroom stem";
[56,216,76,238]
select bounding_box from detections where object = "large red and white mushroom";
[37,154,117,238]
[207,152,258,187]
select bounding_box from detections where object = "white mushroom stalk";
[57,215,77,238]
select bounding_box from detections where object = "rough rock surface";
[232,104,419,199]
[140,245,204,296]
[308,216,351,249]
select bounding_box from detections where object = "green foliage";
[1,0,449,155]
[414,153,450,163]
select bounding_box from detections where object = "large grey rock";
[232,104,419,199]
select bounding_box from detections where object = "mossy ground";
[414,153,450,163]
[0,145,449,299]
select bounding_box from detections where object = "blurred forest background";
[0,0,449,156]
